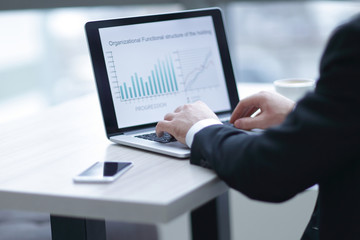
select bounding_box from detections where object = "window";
[226,1,360,83]
[0,5,182,123]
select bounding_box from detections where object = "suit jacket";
[190,14,360,240]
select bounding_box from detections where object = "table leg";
[50,215,106,240]
[190,191,231,240]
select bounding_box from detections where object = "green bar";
[129,87,133,98]
[162,61,170,92]
[119,86,124,100]
[155,65,162,94]
[158,60,166,93]
[151,71,158,94]
[135,73,141,97]
[131,76,137,98]
[140,77,146,96]
[148,76,154,95]
[123,82,129,99]
[166,57,174,92]
[170,55,178,91]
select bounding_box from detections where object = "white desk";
[0,93,233,240]
[0,83,277,239]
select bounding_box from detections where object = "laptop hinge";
[108,132,124,138]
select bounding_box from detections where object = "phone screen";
[74,161,132,183]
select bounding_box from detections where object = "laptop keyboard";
[135,132,176,143]
[135,120,234,144]
[222,120,234,127]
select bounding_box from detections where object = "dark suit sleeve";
[190,15,360,203]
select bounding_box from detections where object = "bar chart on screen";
[106,47,219,102]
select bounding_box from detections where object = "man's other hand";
[230,91,295,130]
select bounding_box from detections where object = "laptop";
[85,8,240,158]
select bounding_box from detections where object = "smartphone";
[73,161,133,183]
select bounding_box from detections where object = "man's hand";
[156,101,219,145]
[230,91,295,130]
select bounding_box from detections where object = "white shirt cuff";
[185,118,223,148]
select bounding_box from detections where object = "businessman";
[156,14,360,239]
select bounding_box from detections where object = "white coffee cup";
[274,78,315,101]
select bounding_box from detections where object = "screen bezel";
[85,8,239,138]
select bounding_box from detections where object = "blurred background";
[0,1,359,124]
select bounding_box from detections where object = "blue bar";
[123,82,129,99]
[140,77,146,96]
[148,76,154,95]
[129,87,133,98]
[135,73,141,97]
[166,57,174,92]
[158,60,166,93]
[170,55,178,91]
[151,71,158,94]
[119,86,124,100]
[155,65,162,94]
[131,76,137,98]
[162,61,170,92]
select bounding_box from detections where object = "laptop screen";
[86,8,239,136]
[98,15,232,129]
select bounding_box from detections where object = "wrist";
[185,118,222,148]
